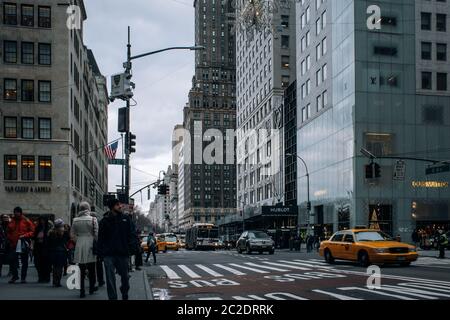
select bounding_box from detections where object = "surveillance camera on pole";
[110,72,134,100]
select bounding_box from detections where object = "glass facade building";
[296,0,450,241]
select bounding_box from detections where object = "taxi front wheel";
[324,249,334,264]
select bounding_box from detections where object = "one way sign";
[393,160,406,181]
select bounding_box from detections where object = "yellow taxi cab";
[319,229,418,267]
[156,233,179,252]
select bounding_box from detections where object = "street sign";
[108,159,125,166]
[393,160,406,181]
[426,164,450,175]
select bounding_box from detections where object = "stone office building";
[295,0,450,240]
[0,0,109,224]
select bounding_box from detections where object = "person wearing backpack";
[145,232,157,265]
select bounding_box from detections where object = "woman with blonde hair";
[71,202,98,298]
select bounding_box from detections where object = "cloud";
[83,0,194,210]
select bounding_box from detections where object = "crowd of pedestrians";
[0,198,142,300]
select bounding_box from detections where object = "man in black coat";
[97,199,137,300]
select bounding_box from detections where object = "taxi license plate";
[397,257,406,261]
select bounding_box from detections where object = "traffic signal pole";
[124,26,132,204]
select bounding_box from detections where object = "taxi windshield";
[165,235,177,242]
[355,231,391,242]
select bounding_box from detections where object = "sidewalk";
[418,249,449,259]
[0,263,153,300]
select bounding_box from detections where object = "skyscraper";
[178,0,237,230]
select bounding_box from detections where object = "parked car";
[319,229,418,267]
[236,231,275,255]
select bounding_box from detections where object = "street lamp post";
[287,153,312,236]
[121,26,204,204]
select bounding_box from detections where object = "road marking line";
[213,264,247,276]
[229,263,270,274]
[338,287,416,300]
[262,261,311,271]
[382,285,448,299]
[293,259,334,267]
[306,259,330,265]
[195,265,224,277]
[312,289,363,300]
[248,295,267,300]
[398,283,450,291]
[244,262,290,272]
[278,260,333,269]
[178,265,201,279]
[378,286,439,299]
[160,265,181,280]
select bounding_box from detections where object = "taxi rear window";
[331,234,344,241]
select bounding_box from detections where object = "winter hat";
[54,219,64,227]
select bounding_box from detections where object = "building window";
[39,118,51,139]
[302,107,307,122]
[4,117,17,138]
[421,12,431,30]
[21,156,35,181]
[21,80,34,101]
[3,3,17,25]
[21,117,34,139]
[4,79,17,101]
[4,155,18,180]
[374,46,397,56]
[422,72,432,90]
[38,81,51,102]
[21,42,34,64]
[281,35,289,49]
[436,14,447,32]
[437,43,447,61]
[3,40,17,63]
[421,42,432,60]
[38,6,51,28]
[38,156,52,181]
[38,43,51,65]
[21,5,34,27]
[281,55,289,68]
[437,73,447,91]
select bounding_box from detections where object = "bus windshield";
[198,228,218,239]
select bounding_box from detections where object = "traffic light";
[307,202,312,211]
[123,71,134,98]
[157,184,169,195]
[118,107,129,133]
[365,163,381,179]
[374,163,381,178]
[125,132,136,154]
[365,164,374,179]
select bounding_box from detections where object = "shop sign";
[261,206,298,215]
[411,181,449,188]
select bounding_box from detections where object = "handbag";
[91,218,98,255]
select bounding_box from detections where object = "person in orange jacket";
[7,207,35,284]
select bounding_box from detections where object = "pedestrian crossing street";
[158,258,338,280]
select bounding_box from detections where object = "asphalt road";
[146,249,450,301]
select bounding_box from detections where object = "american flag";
[104,141,119,160]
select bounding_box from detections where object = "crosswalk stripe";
[213,264,247,276]
[278,260,332,269]
[306,259,329,265]
[261,261,311,271]
[229,263,270,274]
[312,289,363,300]
[179,265,201,278]
[244,262,290,272]
[160,265,181,280]
[293,259,333,267]
[338,287,416,300]
[195,264,224,277]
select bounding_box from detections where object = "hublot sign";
[5,186,52,193]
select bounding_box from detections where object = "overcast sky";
[84,0,195,212]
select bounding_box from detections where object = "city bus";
[185,223,219,250]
